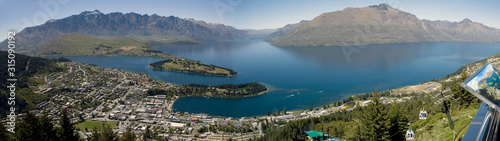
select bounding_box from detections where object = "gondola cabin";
[406,129,415,140]
[419,110,427,120]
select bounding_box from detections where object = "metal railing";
[462,102,500,141]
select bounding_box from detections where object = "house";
[361,100,372,107]
[202,119,214,124]
[276,115,294,120]
[193,113,208,119]
[119,115,128,121]
[94,118,107,122]
[157,95,166,99]
[96,113,106,118]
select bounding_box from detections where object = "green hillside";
[150,59,237,76]
[0,51,68,117]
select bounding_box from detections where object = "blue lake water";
[61,40,500,117]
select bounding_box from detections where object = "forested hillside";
[0,51,69,117]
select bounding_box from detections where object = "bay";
[60,40,500,117]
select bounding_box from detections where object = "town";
[20,60,428,141]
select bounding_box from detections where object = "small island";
[150,59,237,76]
[148,82,268,98]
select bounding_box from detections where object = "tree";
[78,113,85,123]
[388,102,409,140]
[122,127,136,141]
[100,124,118,141]
[88,128,101,141]
[143,126,151,141]
[267,111,270,116]
[0,120,10,140]
[360,91,390,140]
[452,72,478,108]
[15,112,41,141]
[40,115,57,141]
[59,110,80,141]
[283,109,286,115]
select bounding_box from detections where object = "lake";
[61,40,500,117]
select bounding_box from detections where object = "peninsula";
[149,59,237,76]
[35,33,237,76]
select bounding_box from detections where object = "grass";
[412,103,479,141]
[75,121,117,131]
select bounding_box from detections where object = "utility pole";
[441,88,454,130]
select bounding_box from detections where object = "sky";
[466,64,492,91]
[0,0,499,40]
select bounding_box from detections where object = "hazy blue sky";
[1,0,499,40]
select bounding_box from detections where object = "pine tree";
[15,112,41,141]
[59,110,80,141]
[453,72,477,107]
[360,91,390,141]
[40,115,57,141]
[100,124,118,141]
[0,120,10,140]
[88,128,101,141]
[388,102,409,140]
[143,126,151,141]
[122,127,136,141]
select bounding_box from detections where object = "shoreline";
[52,55,440,119]
[168,81,441,118]
[43,52,238,77]
[148,65,236,77]
[167,86,269,113]
[167,96,179,112]
[256,88,270,96]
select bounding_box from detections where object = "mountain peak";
[80,9,103,15]
[370,3,393,10]
[460,18,472,23]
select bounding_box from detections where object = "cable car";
[406,129,415,140]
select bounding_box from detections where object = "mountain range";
[263,20,308,42]
[268,3,500,47]
[3,4,500,52]
[423,19,500,43]
[0,10,255,53]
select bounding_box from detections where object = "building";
[276,115,294,120]
[305,131,329,141]
[166,122,186,128]
[361,100,372,107]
